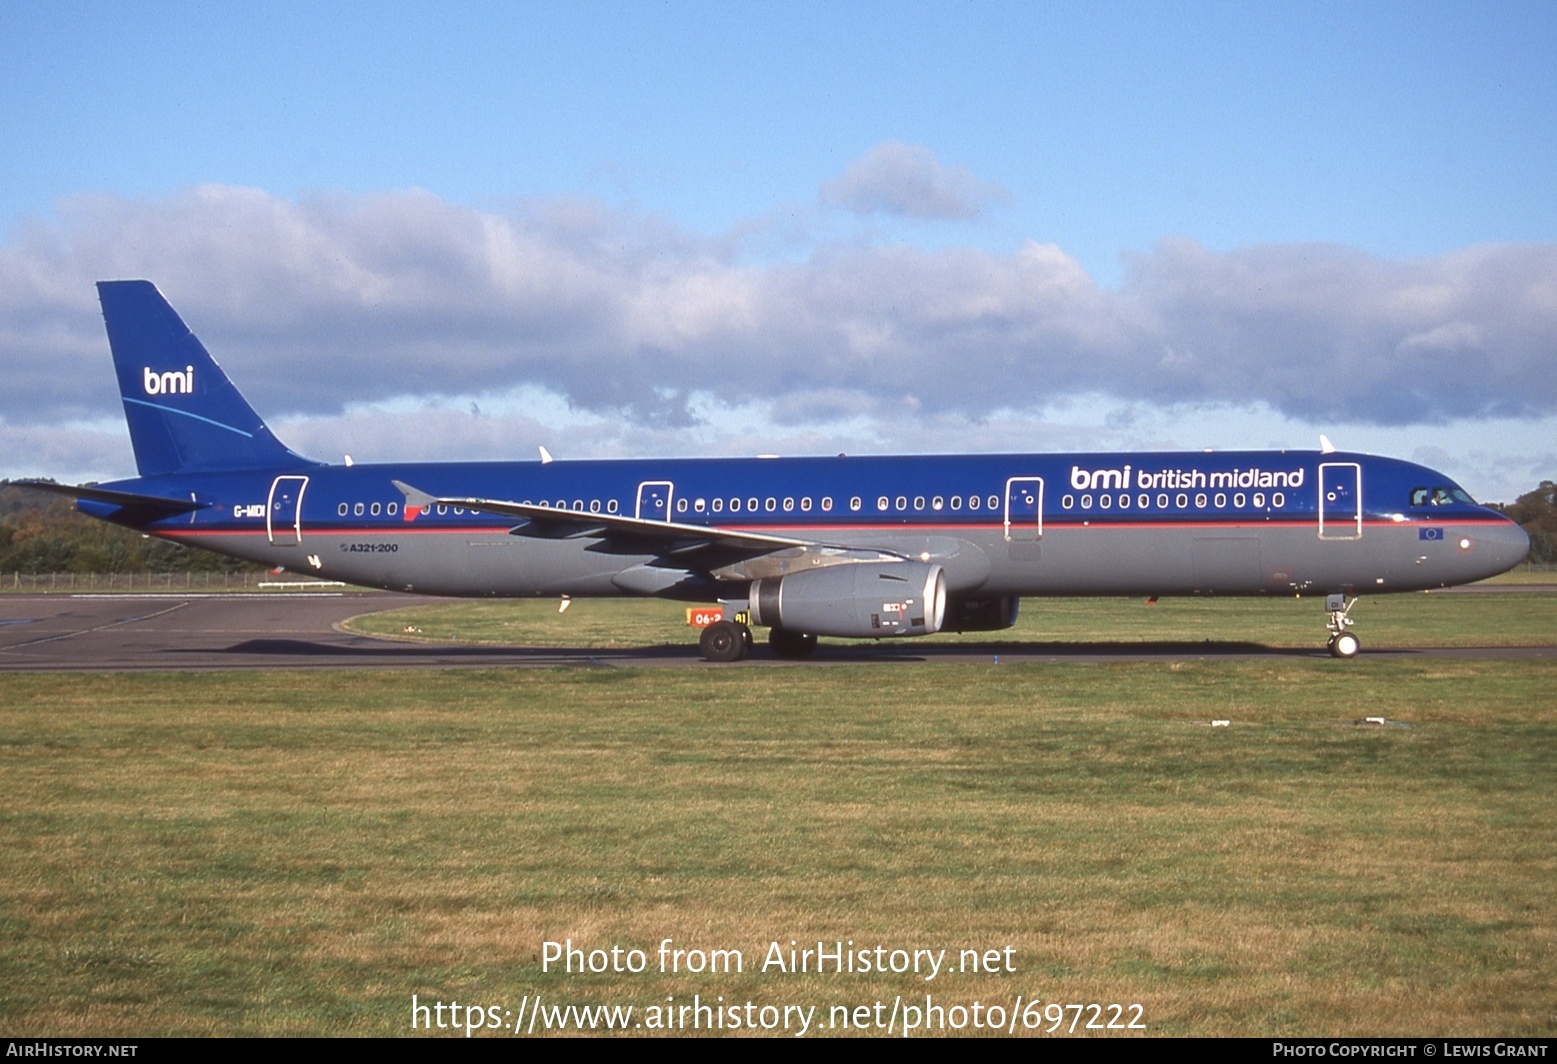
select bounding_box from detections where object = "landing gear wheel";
[768,628,818,659]
[1324,593,1360,660]
[700,620,750,663]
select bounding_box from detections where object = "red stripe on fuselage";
[157,516,1512,539]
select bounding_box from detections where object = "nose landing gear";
[1325,593,1360,658]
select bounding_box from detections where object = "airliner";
[22,281,1531,661]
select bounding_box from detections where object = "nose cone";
[1478,518,1531,578]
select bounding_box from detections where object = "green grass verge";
[2,661,1553,1036]
[347,591,1557,651]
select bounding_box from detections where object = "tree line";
[1492,481,1557,565]
[2,477,1553,574]
[0,482,259,574]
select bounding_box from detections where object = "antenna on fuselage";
[1319,435,1337,454]
[539,446,554,465]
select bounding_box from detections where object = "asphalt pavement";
[0,591,1552,671]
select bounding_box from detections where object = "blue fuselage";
[82,448,1530,600]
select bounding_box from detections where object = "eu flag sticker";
[1419,527,1444,541]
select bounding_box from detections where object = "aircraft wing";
[392,480,834,554]
[389,479,911,587]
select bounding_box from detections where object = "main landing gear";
[699,621,818,662]
[768,628,818,659]
[1325,593,1360,658]
[699,619,753,663]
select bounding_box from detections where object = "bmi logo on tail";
[144,366,195,396]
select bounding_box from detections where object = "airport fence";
[3,571,350,592]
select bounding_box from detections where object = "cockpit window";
[1411,485,1477,507]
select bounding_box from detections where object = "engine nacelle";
[943,595,1020,632]
[749,562,947,639]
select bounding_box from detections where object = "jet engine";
[749,562,947,639]
[943,595,1020,632]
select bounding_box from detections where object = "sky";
[2,0,1554,502]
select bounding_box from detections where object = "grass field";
[3,598,1554,1038]
[348,589,1557,653]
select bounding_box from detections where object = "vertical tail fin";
[98,280,318,476]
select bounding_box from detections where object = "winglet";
[392,480,438,521]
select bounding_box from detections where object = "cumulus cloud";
[1,184,1555,486]
[819,141,1009,219]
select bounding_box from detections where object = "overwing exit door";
[635,480,674,522]
[1004,477,1044,542]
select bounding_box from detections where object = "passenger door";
[266,475,309,545]
[1317,462,1362,540]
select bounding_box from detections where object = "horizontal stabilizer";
[16,479,207,516]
